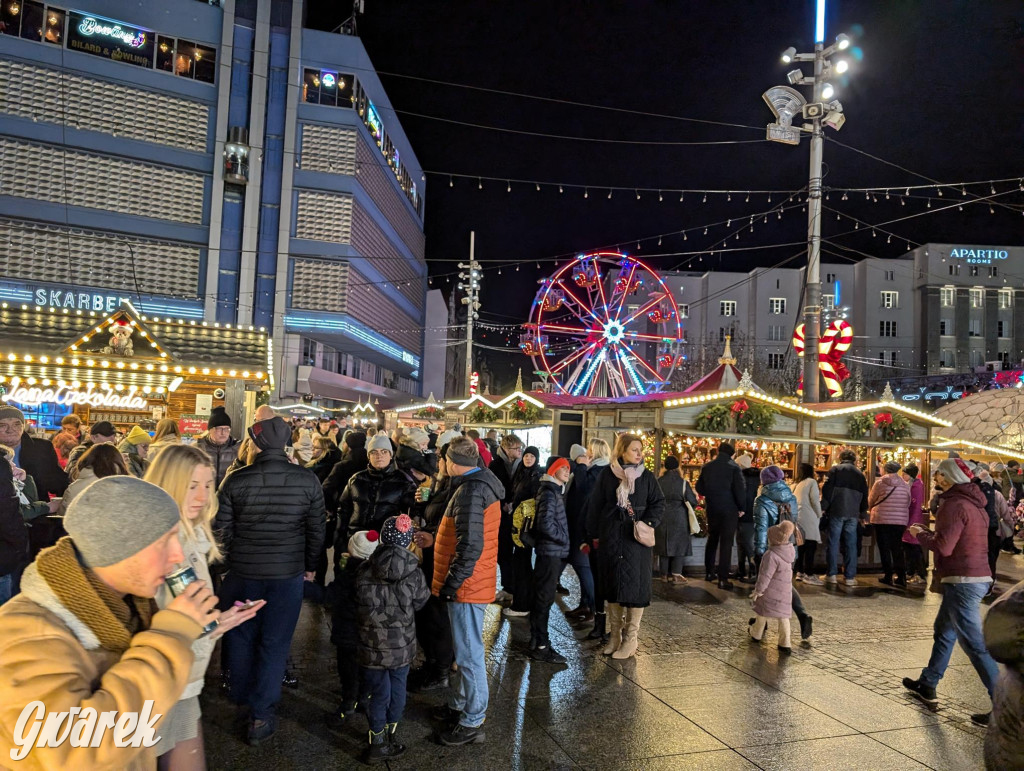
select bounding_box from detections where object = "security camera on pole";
[764,0,852,403]
[458,231,482,398]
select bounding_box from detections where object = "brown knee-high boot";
[612,607,644,659]
[602,603,624,655]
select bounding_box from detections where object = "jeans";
[447,602,489,728]
[0,573,11,606]
[736,519,756,577]
[798,540,818,575]
[659,556,684,575]
[530,555,561,648]
[363,666,409,733]
[920,581,999,696]
[510,546,534,612]
[875,524,907,581]
[705,514,738,580]
[826,516,859,579]
[566,547,595,609]
[221,573,305,721]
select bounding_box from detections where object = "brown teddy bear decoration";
[101,321,134,357]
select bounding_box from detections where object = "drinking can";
[165,564,219,636]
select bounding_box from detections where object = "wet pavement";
[202,553,1024,770]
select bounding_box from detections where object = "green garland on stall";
[847,412,873,440]
[416,406,444,419]
[735,403,778,435]
[878,412,913,442]
[509,401,542,424]
[694,404,731,434]
[469,405,501,424]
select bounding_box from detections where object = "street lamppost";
[457,231,481,398]
[764,1,852,403]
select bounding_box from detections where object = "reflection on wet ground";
[204,555,1023,769]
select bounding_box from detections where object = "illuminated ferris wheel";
[520,252,684,398]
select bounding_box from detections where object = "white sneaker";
[839,576,858,587]
[502,607,529,618]
[824,574,837,585]
[802,575,824,586]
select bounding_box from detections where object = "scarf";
[35,537,155,653]
[609,459,644,510]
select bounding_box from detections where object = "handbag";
[624,500,656,547]
[683,480,700,534]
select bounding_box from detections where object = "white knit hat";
[348,530,380,560]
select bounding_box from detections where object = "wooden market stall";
[0,300,269,440]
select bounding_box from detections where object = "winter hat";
[405,427,429,447]
[760,465,785,485]
[124,426,152,446]
[717,442,735,457]
[975,461,990,472]
[524,446,540,461]
[348,530,380,560]
[936,458,972,485]
[663,456,680,471]
[569,443,588,462]
[883,460,902,474]
[248,416,291,450]
[546,457,570,477]
[437,428,460,450]
[0,405,25,423]
[992,462,1006,473]
[346,431,367,451]
[89,420,116,437]
[381,514,414,548]
[64,477,180,567]
[446,437,480,468]
[768,519,795,546]
[207,406,231,429]
[735,453,753,470]
[367,433,393,454]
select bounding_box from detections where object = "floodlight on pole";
[820,82,835,100]
[834,59,849,74]
[835,32,850,50]
[781,46,796,63]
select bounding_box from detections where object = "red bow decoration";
[874,412,893,427]
[793,319,854,398]
[515,399,526,410]
[731,400,749,414]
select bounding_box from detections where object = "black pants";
[875,524,906,581]
[659,556,684,575]
[315,516,336,587]
[510,545,535,611]
[415,595,454,672]
[336,645,361,705]
[988,528,1001,580]
[530,554,562,648]
[903,541,927,579]
[498,510,516,593]
[735,519,756,578]
[792,587,809,623]
[705,514,738,580]
[798,540,818,575]
[589,549,605,614]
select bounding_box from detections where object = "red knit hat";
[547,457,570,477]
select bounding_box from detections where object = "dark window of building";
[940,319,953,336]
[302,68,321,103]
[1,1,22,35]
[301,337,316,366]
[998,320,1006,338]
[880,321,898,337]
[940,349,953,368]
[194,44,215,83]
[20,0,44,41]
[767,353,785,369]
[157,36,174,71]
[826,273,836,283]
[989,266,998,278]
[43,6,63,44]
[175,39,196,78]
[970,265,979,277]
[949,264,960,276]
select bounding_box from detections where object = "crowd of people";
[0,402,1022,768]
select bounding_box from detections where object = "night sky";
[307,1,1024,388]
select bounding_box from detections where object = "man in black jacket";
[0,459,28,604]
[0,407,66,498]
[322,431,368,512]
[488,433,523,602]
[215,415,325,745]
[530,457,572,664]
[821,449,869,586]
[696,442,747,589]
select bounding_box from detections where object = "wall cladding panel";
[294,190,352,242]
[350,202,423,311]
[355,138,424,262]
[346,267,422,356]
[298,124,357,175]
[291,258,349,313]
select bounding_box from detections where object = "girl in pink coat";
[748,520,796,653]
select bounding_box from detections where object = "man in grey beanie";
[0,476,220,767]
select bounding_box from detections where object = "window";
[879,321,898,337]
[776,279,780,289]
[1000,350,1011,365]
[940,349,954,368]
[719,327,734,342]
[998,320,1006,338]
[720,300,736,317]
[989,266,998,278]
[940,287,955,307]
[877,350,897,366]
[969,319,982,337]
[302,68,355,107]
[767,325,786,341]
[970,265,981,277]
[301,337,316,366]
[970,349,984,369]
[970,288,984,309]
[999,289,1013,309]
[768,297,786,315]
[949,264,960,276]
[822,294,835,310]
[939,319,953,336]
[884,270,895,281]
[880,291,899,309]
[825,273,836,283]
[767,353,785,369]
[321,346,336,373]
[678,304,689,319]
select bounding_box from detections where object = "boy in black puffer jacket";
[529,457,572,665]
[355,515,430,763]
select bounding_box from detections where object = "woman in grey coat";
[655,456,696,584]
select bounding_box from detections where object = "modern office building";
[0,0,427,411]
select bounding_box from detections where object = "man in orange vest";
[431,436,503,746]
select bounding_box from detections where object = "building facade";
[0,0,427,411]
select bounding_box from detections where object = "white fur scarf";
[609,460,644,510]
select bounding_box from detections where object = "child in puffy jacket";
[355,514,430,763]
[331,530,378,726]
[749,520,796,654]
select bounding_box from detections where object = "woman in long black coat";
[585,433,664,660]
[655,456,697,583]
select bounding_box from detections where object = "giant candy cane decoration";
[792,319,854,397]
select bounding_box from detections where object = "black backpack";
[976,480,998,529]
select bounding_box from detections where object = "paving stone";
[869,723,987,770]
[737,734,930,770]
